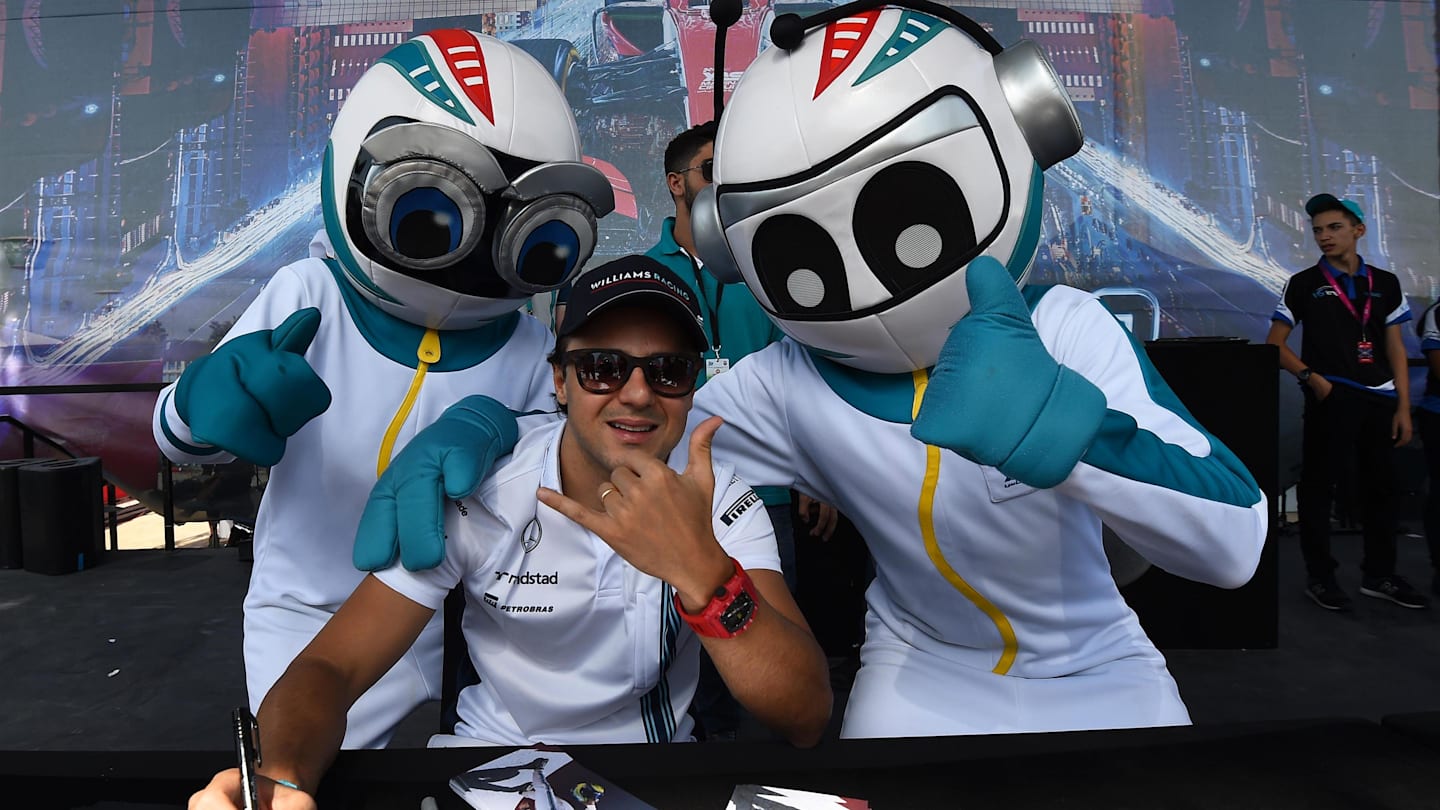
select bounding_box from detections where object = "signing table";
[4,716,1438,808]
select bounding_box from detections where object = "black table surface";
[5,716,1438,809]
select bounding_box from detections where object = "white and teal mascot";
[682,0,1269,737]
[153,29,612,748]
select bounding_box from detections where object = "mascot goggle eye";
[353,122,614,294]
[709,91,1010,320]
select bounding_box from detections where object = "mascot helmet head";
[324,29,614,329]
[692,3,1081,372]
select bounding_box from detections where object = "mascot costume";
[359,2,1269,738]
[153,30,611,748]
[681,0,1269,736]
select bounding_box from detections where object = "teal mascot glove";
[173,308,332,467]
[354,395,519,572]
[911,257,1106,489]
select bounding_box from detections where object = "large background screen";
[1,0,1435,505]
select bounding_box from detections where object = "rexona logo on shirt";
[493,570,560,585]
[721,491,760,526]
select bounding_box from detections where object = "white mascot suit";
[153,29,611,748]
[682,0,1270,737]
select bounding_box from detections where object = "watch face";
[718,591,756,633]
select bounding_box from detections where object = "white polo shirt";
[376,420,781,746]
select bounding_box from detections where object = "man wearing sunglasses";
[190,255,830,809]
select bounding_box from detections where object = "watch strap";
[674,557,759,639]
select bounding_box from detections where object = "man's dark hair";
[663,120,719,175]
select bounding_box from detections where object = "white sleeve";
[151,262,318,464]
[1038,288,1268,589]
[688,344,802,493]
[709,463,782,575]
[1387,288,1412,326]
[1421,304,1440,351]
[151,386,238,464]
[373,497,489,609]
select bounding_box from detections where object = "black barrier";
[1,718,1438,809]
[0,458,39,569]
[18,457,105,575]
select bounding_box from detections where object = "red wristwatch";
[675,558,759,639]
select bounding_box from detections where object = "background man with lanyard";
[1266,193,1427,612]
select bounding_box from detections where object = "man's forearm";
[698,571,832,747]
[252,658,354,795]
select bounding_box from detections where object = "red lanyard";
[1320,258,1372,337]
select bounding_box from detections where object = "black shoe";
[1304,579,1353,611]
[1359,575,1429,609]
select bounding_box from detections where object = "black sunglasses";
[677,158,713,183]
[561,349,702,397]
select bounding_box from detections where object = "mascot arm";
[1042,291,1267,589]
[152,265,332,468]
[911,263,1265,589]
[354,395,519,572]
[152,387,239,466]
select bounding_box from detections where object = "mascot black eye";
[514,219,581,288]
[390,186,464,260]
[852,161,975,297]
[751,214,850,317]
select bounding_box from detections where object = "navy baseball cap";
[558,255,707,352]
[1305,193,1364,224]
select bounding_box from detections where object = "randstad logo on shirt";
[493,570,559,585]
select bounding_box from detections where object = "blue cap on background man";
[1304,193,1365,224]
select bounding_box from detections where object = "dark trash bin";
[19,457,105,575]
[0,458,42,569]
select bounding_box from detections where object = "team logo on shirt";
[482,591,555,613]
[521,518,542,552]
[720,490,760,526]
[493,569,559,585]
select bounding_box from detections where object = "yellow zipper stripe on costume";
[911,368,1019,675]
[377,328,442,478]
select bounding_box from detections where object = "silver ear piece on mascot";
[354,121,615,295]
[769,0,1082,170]
[992,39,1082,170]
[691,185,743,284]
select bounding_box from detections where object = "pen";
[233,707,260,810]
